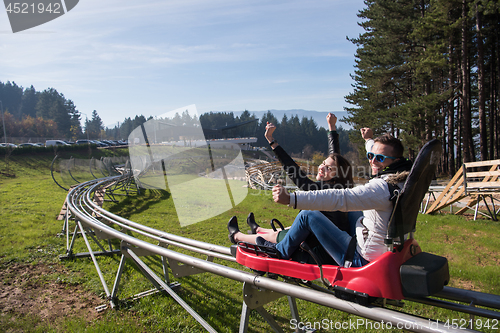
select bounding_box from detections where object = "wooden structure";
[245,161,283,189]
[57,185,77,220]
[245,160,318,190]
[424,159,500,220]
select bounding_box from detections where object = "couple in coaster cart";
[228,115,449,301]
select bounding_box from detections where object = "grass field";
[1,150,500,332]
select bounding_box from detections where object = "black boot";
[255,236,281,258]
[255,236,277,249]
[227,216,240,244]
[246,212,260,234]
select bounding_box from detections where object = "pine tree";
[0,81,23,119]
[345,0,422,147]
[20,85,38,119]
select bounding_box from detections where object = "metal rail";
[51,155,69,191]
[62,174,499,333]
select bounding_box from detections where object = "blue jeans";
[275,210,368,267]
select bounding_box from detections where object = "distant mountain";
[224,109,352,130]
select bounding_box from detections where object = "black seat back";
[387,139,442,240]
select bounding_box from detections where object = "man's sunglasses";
[366,152,397,163]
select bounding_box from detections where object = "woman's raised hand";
[326,113,337,131]
[265,122,277,143]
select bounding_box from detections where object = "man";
[360,127,407,177]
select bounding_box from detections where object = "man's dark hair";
[374,133,404,158]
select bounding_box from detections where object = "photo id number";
[6,2,62,14]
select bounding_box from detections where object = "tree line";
[0,81,104,141]
[106,109,355,158]
[199,110,355,159]
[0,83,354,159]
[345,0,500,176]
[106,109,355,159]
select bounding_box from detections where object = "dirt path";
[0,262,103,326]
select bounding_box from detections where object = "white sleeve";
[293,179,390,212]
[288,191,297,209]
[365,138,374,153]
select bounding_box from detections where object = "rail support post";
[239,282,309,333]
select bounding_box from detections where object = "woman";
[229,114,355,264]
[249,114,353,235]
[266,113,353,192]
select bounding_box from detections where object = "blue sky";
[1,0,365,128]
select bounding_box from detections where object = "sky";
[1,0,366,128]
